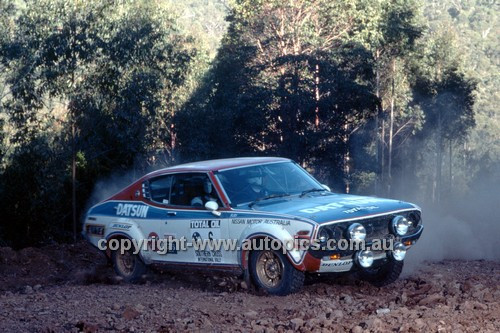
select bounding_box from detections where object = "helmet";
[248,175,262,186]
[204,178,213,194]
[244,167,263,187]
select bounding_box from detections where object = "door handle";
[167,211,177,216]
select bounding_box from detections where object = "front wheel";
[358,259,404,287]
[250,250,304,296]
[111,248,147,283]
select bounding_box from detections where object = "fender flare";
[104,223,150,263]
[238,224,307,272]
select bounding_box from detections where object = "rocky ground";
[0,242,499,332]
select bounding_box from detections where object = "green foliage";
[176,0,380,189]
[423,0,499,183]
[0,134,70,246]
[0,0,197,247]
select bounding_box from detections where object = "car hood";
[249,193,417,224]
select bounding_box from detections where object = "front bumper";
[314,225,424,273]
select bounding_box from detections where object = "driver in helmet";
[244,168,268,201]
[191,178,218,207]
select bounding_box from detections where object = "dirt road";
[0,243,498,332]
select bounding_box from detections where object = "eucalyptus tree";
[0,0,17,170]
[361,0,423,195]
[422,0,498,201]
[176,0,379,190]
[0,0,195,246]
[412,29,476,204]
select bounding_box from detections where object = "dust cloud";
[403,162,500,274]
[85,167,159,211]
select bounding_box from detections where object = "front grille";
[309,210,422,259]
[319,210,421,242]
[319,216,391,242]
[359,216,392,241]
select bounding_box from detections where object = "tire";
[358,259,404,287]
[111,248,147,283]
[249,250,304,296]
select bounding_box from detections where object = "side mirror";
[321,184,331,192]
[205,201,221,216]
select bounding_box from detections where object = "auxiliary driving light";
[330,253,341,260]
[348,223,366,240]
[392,242,407,261]
[392,216,410,236]
[318,228,330,243]
[356,250,374,268]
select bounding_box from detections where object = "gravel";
[0,243,499,332]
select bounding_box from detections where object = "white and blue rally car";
[83,157,423,295]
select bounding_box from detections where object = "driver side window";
[170,173,222,208]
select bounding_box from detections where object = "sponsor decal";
[86,224,105,236]
[110,223,132,230]
[190,220,221,229]
[320,259,354,272]
[192,231,202,242]
[231,218,291,226]
[321,260,353,267]
[115,203,149,218]
[264,219,291,226]
[299,197,383,214]
[163,233,178,254]
[342,206,379,214]
[190,220,222,262]
[146,232,174,254]
[194,249,222,263]
[144,232,177,254]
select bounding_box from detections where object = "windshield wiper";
[248,193,291,208]
[300,188,326,197]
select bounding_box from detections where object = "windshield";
[216,162,324,207]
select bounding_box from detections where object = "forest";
[0,0,498,248]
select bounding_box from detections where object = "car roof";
[145,157,291,178]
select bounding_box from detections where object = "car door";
[166,173,231,265]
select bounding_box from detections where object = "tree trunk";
[375,49,381,195]
[381,118,385,193]
[314,63,320,128]
[435,107,442,204]
[72,120,77,242]
[449,139,452,196]
[344,124,350,193]
[170,122,176,163]
[70,69,77,243]
[388,58,396,196]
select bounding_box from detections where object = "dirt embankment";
[0,243,499,332]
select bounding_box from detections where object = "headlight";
[392,216,410,236]
[408,211,421,226]
[356,250,374,268]
[392,242,407,261]
[348,223,366,240]
[318,228,330,243]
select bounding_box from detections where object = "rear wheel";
[358,259,404,287]
[111,248,147,283]
[250,250,304,295]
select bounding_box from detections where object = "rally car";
[83,157,423,295]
